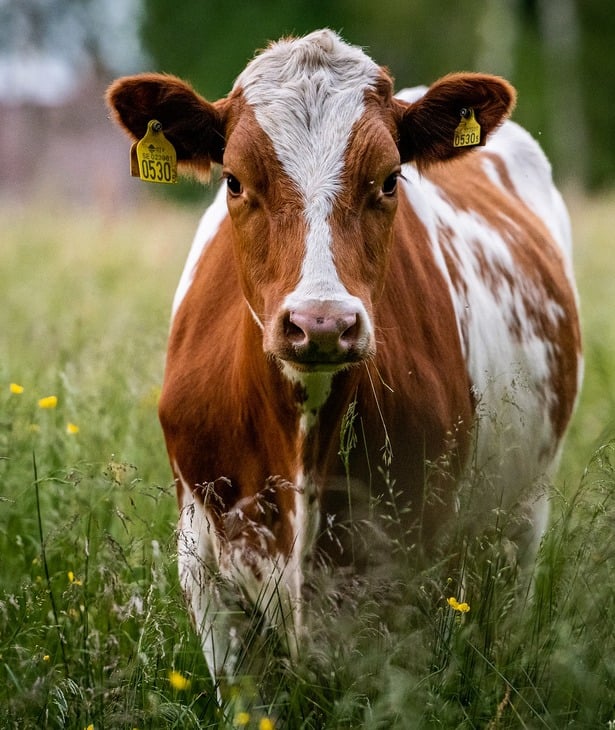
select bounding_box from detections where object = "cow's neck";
[285,366,362,490]
[281,366,334,435]
[245,322,356,493]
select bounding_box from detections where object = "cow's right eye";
[225,174,243,196]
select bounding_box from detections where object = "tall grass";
[1,191,614,728]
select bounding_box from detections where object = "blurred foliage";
[577,0,615,188]
[140,0,615,191]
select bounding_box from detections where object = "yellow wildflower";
[447,596,470,613]
[235,712,250,727]
[66,422,80,435]
[10,383,24,394]
[67,571,82,586]
[168,669,191,691]
[43,654,50,662]
[38,395,58,409]
[259,718,275,730]
[85,725,94,730]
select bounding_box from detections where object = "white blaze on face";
[235,29,379,316]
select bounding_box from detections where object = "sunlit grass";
[1,191,614,728]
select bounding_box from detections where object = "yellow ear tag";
[132,120,178,184]
[453,107,481,148]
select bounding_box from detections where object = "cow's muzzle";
[271,299,373,369]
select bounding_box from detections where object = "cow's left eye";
[382,172,399,197]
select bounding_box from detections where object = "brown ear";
[394,73,516,168]
[106,73,228,179]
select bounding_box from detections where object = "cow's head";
[107,30,514,374]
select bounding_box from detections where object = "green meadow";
[1,191,614,729]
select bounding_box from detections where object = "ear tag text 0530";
[453,107,481,148]
[130,120,177,184]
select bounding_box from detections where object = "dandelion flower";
[10,383,24,394]
[43,654,50,662]
[66,422,80,435]
[84,725,94,730]
[259,718,275,730]
[234,712,250,727]
[168,669,191,691]
[38,395,58,409]
[447,596,470,613]
[67,571,82,586]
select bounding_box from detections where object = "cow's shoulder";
[172,184,229,317]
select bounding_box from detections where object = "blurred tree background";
[140,0,614,190]
[1,0,613,197]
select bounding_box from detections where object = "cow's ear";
[106,73,229,179]
[394,73,516,169]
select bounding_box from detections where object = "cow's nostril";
[284,313,308,346]
[339,316,360,347]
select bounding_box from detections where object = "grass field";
[1,190,614,729]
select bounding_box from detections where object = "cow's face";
[107,30,514,374]
[222,35,404,373]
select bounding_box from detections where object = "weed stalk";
[33,450,69,678]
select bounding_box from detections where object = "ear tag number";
[131,120,178,184]
[453,107,481,148]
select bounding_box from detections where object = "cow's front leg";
[177,478,307,687]
[177,487,240,682]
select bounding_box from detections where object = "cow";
[107,29,582,685]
